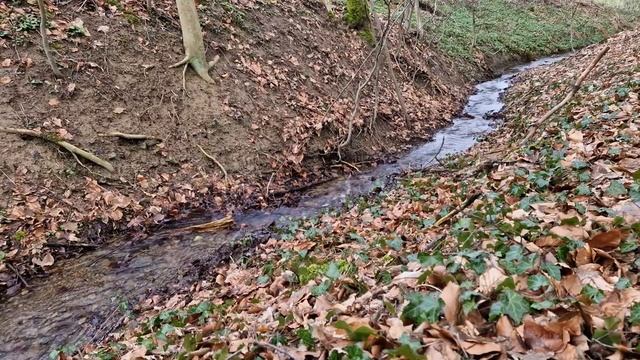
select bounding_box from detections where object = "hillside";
[84,28,640,359]
[0,0,633,297]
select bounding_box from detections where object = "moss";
[123,11,140,25]
[358,28,375,46]
[345,0,369,29]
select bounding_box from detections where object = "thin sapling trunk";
[171,0,218,84]
[37,0,62,78]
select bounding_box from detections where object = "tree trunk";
[172,0,216,83]
[37,0,62,78]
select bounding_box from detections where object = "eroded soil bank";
[0,0,631,297]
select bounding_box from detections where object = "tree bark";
[172,0,216,83]
[37,0,62,78]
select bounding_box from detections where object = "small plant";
[15,14,39,32]
[13,230,27,242]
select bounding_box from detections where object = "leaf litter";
[78,29,640,360]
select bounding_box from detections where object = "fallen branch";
[197,144,229,184]
[99,131,164,141]
[521,46,609,144]
[178,215,234,232]
[433,192,482,227]
[0,127,114,172]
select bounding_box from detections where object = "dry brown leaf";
[460,340,502,355]
[523,319,567,353]
[441,281,460,325]
[477,266,507,294]
[32,253,55,267]
[587,230,623,250]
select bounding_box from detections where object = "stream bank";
[0,53,567,359]
[84,29,640,360]
[0,0,632,297]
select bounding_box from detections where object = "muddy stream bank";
[0,55,566,359]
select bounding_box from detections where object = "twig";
[0,168,16,186]
[434,192,482,227]
[45,242,98,249]
[6,263,29,288]
[37,0,62,78]
[99,132,164,141]
[224,350,242,360]
[0,127,114,172]
[197,145,229,184]
[521,46,609,144]
[255,342,295,360]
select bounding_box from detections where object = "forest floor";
[83,28,640,360]
[0,1,632,296]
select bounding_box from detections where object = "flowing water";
[0,55,566,359]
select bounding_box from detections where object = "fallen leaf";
[587,230,622,251]
[460,340,501,355]
[33,253,55,267]
[440,281,460,325]
[523,319,566,353]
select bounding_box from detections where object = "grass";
[428,0,622,60]
[369,0,636,62]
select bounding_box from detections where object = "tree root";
[99,131,164,141]
[0,127,114,172]
[197,144,229,184]
[170,54,219,86]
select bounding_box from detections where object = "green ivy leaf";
[575,183,592,196]
[581,284,605,304]
[531,299,555,310]
[620,239,639,253]
[401,292,444,325]
[629,303,640,325]
[615,277,631,290]
[326,262,341,280]
[527,274,549,291]
[606,180,628,197]
[492,289,530,324]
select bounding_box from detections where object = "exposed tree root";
[99,131,164,141]
[0,127,114,172]
[197,144,229,184]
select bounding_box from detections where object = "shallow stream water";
[0,55,565,359]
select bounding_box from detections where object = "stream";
[0,55,565,359]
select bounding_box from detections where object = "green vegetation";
[428,0,621,60]
[345,0,369,29]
